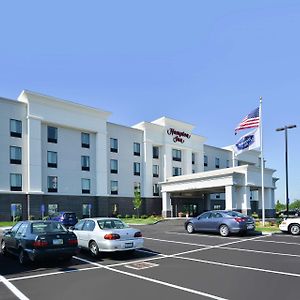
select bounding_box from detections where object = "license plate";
[125,242,133,248]
[53,239,63,245]
[247,224,254,229]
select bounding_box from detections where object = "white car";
[72,218,144,256]
[279,218,300,235]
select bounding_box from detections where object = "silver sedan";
[72,218,144,256]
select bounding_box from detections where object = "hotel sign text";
[167,128,191,144]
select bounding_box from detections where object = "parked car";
[276,209,300,218]
[0,221,79,265]
[49,212,78,228]
[279,217,300,235]
[184,210,255,237]
[71,217,144,256]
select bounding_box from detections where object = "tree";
[133,190,142,218]
[275,200,285,212]
[290,200,300,210]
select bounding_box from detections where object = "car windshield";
[31,222,67,234]
[225,211,247,218]
[64,213,76,218]
[97,219,129,230]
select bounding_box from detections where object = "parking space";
[1,222,300,300]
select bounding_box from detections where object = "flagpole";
[260,96,265,226]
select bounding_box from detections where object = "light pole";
[276,125,297,217]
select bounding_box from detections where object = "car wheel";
[290,224,300,235]
[219,225,230,237]
[0,240,7,256]
[89,241,99,257]
[186,223,194,234]
[18,249,28,265]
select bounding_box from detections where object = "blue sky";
[0,1,299,203]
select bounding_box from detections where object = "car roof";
[80,217,122,221]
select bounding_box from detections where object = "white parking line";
[165,231,242,239]
[175,256,300,278]
[73,256,229,300]
[253,239,300,246]
[0,275,30,300]
[145,237,208,247]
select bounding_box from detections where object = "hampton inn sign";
[167,128,191,144]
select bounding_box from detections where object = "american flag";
[235,107,260,134]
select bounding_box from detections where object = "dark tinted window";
[31,222,66,234]
[199,212,211,219]
[63,213,76,219]
[10,222,22,233]
[210,212,223,218]
[97,219,128,230]
[16,223,28,235]
[226,211,246,218]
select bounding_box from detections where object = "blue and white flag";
[233,128,260,155]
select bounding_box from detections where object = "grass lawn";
[256,226,281,232]
[0,222,14,228]
[121,216,163,225]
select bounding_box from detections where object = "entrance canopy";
[160,165,277,217]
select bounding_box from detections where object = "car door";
[14,222,29,253]
[206,212,223,232]
[194,212,212,231]
[73,220,86,248]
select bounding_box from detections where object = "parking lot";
[1,220,300,300]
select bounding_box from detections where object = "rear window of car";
[225,211,247,218]
[97,219,129,230]
[31,222,67,234]
[63,213,76,218]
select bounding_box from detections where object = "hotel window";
[48,204,58,216]
[110,138,118,153]
[134,162,141,176]
[111,180,118,195]
[173,167,182,176]
[47,151,57,168]
[153,165,159,177]
[226,160,230,168]
[10,146,22,164]
[153,184,159,196]
[81,132,90,148]
[48,126,58,143]
[172,149,182,162]
[153,146,159,159]
[110,159,118,174]
[215,157,220,169]
[204,155,208,167]
[133,142,140,156]
[216,194,220,199]
[192,153,195,165]
[10,173,22,191]
[81,178,91,194]
[81,155,90,171]
[10,119,22,138]
[48,176,58,193]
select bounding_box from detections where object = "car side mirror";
[4,230,12,235]
[69,226,75,230]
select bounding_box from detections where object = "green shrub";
[132,214,137,219]
[43,216,50,220]
[141,215,148,219]
[252,213,259,219]
[117,214,122,219]
[13,216,21,222]
[125,214,131,218]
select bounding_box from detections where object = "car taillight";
[134,232,142,238]
[234,217,246,223]
[104,233,120,240]
[33,240,48,248]
[67,238,78,246]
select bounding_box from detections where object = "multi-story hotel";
[0,90,277,221]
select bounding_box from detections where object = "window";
[204,155,208,167]
[47,151,57,168]
[133,142,140,156]
[10,119,22,138]
[199,212,211,219]
[192,153,195,165]
[82,204,92,218]
[81,155,90,171]
[215,157,220,169]
[226,160,230,168]
[10,173,22,191]
[82,220,95,231]
[172,167,182,176]
[48,126,58,143]
[153,146,159,159]
[48,176,58,193]
[153,184,159,196]
[153,165,159,177]
[213,205,222,210]
[82,178,91,194]
[16,223,28,236]
[172,149,182,162]
[81,132,90,148]
[111,180,118,195]
[10,146,22,164]
[48,204,58,216]
[215,194,220,199]
[110,138,118,153]
[74,219,85,230]
[134,162,140,176]
[110,159,118,174]
[10,203,22,221]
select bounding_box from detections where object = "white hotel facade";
[0,91,277,221]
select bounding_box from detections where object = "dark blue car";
[49,212,78,228]
[0,221,78,264]
[184,210,255,237]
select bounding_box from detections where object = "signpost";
[41,204,45,219]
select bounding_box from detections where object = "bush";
[252,213,259,219]
[13,215,21,222]
[125,214,131,218]
[141,215,148,219]
[43,215,50,220]
[117,214,122,219]
[132,214,137,219]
